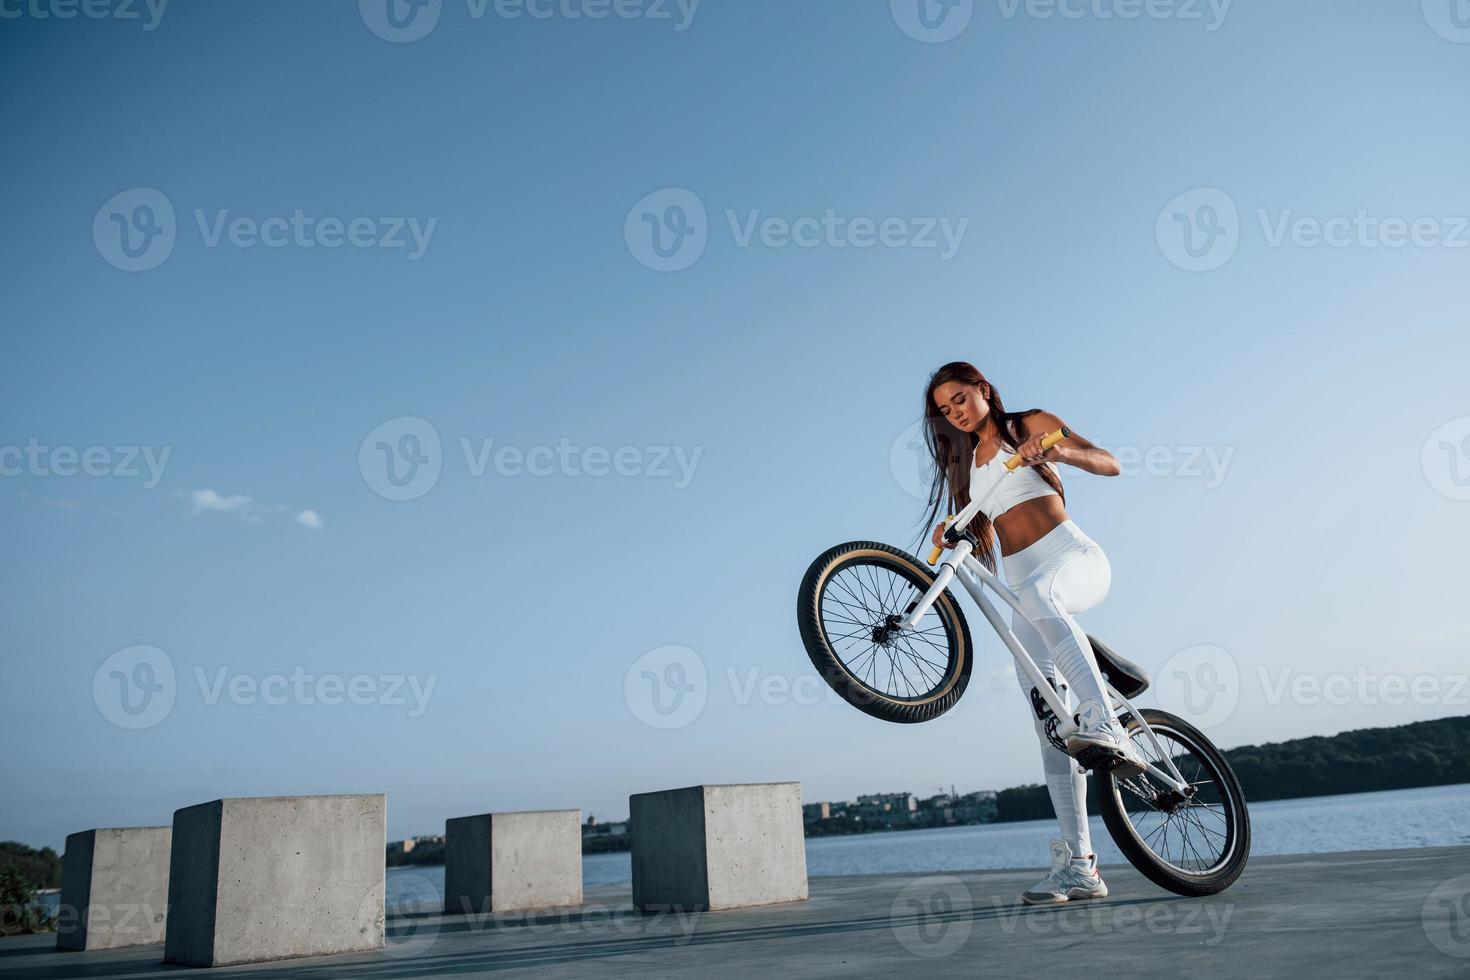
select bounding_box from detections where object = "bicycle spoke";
[816,558,961,702]
[1113,722,1240,876]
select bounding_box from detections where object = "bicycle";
[795,429,1250,897]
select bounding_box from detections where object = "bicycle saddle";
[1087,635,1151,699]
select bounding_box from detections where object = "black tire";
[796,541,973,724]
[1097,708,1251,897]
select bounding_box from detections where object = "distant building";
[857,793,917,813]
[802,786,1001,836]
[582,815,629,838]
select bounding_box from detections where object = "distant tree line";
[0,842,60,891]
[994,715,1470,822]
[386,841,445,868]
[581,836,631,854]
[0,842,60,936]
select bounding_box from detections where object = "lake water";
[383,783,1470,908]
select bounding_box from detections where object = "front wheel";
[1097,709,1251,897]
[796,541,973,724]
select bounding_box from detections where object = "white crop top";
[969,440,1060,520]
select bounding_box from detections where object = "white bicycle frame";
[898,493,1191,795]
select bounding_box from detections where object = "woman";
[921,361,1144,906]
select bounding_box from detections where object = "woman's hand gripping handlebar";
[926,427,1071,564]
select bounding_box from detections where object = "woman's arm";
[1016,411,1121,477]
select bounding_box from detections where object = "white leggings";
[1000,519,1113,858]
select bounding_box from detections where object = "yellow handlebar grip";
[927,514,955,565]
[1004,426,1072,471]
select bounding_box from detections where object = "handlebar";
[926,427,1071,565]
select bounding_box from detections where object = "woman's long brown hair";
[918,361,1065,572]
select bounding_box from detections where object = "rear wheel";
[1097,709,1251,896]
[796,541,972,724]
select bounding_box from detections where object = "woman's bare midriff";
[993,495,1070,556]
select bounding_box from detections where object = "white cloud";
[188,489,254,515]
[181,489,318,529]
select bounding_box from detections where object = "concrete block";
[629,782,808,912]
[444,809,582,914]
[56,827,171,951]
[163,795,385,967]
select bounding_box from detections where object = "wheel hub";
[1152,785,1196,813]
[870,615,903,647]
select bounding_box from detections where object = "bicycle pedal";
[1072,744,1143,778]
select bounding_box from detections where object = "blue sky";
[3,0,1469,851]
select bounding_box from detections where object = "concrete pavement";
[4,846,1467,978]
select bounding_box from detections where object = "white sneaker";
[1065,699,1148,778]
[1020,840,1109,906]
